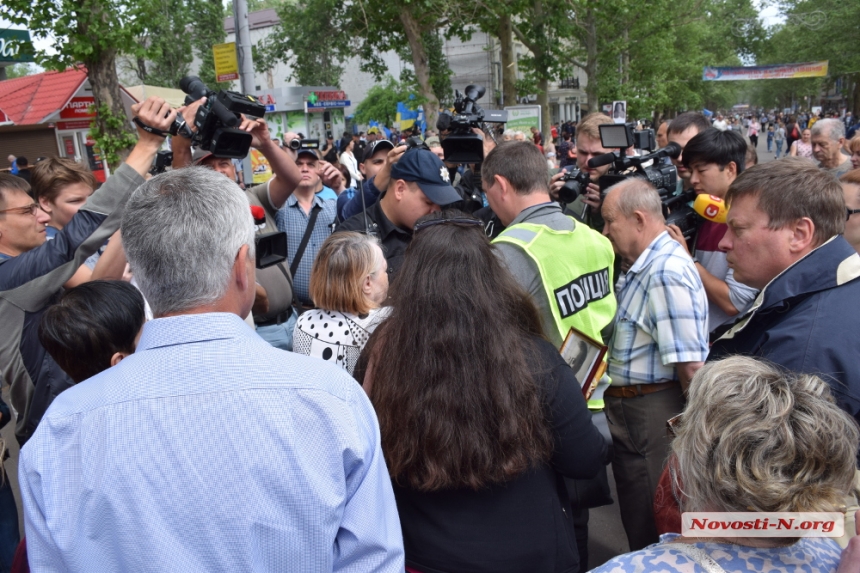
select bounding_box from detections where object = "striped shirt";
[608,231,709,386]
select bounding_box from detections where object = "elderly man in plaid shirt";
[600,178,709,551]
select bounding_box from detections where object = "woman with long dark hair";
[359,210,608,573]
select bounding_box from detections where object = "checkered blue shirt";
[608,231,709,386]
[276,192,338,305]
[19,313,404,572]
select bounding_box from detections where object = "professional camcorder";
[178,76,266,159]
[437,85,507,164]
[586,124,698,239]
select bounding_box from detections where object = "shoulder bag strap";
[290,204,322,277]
[670,543,729,573]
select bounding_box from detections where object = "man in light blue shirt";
[19,166,404,572]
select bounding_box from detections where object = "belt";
[604,380,679,399]
[255,310,291,327]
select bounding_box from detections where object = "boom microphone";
[693,194,728,223]
[587,152,618,169]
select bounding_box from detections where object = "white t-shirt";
[292,307,391,375]
[713,119,728,131]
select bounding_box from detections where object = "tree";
[352,75,425,126]
[190,0,233,90]
[4,63,37,79]
[254,0,347,87]
[257,0,456,129]
[1,0,148,166]
[124,0,195,88]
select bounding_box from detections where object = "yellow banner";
[703,61,829,81]
[213,43,239,83]
[250,149,273,184]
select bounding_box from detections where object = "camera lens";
[288,139,301,150]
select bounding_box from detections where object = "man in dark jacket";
[709,157,860,430]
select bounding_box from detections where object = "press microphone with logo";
[693,194,728,224]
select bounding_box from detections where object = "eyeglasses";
[847,208,860,221]
[0,203,42,216]
[414,218,483,233]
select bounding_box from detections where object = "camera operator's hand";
[550,169,567,202]
[666,224,692,257]
[583,182,602,210]
[239,117,274,152]
[126,96,178,177]
[373,144,409,193]
[179,96,207,131]
[318,160,346,193]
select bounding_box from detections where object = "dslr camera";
[436,85,507,164]
[178,76,266,159]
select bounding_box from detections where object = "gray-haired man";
[19,167,404,571]
[811,118,853,177]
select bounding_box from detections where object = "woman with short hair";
[359,210,608,573]
[594,356,859,573]
[292,232,388,375]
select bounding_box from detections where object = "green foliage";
[127,0,195,88]
[88,103,139,169]
[0,0,148,71]
[247,0,283,11]
[255,0,346,86]
[190,0,233,90]
[744,0,860,113]
[3,63,37,79]
[352,76,425,126]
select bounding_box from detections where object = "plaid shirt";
[276,193,338,305]
[608,231,709,386]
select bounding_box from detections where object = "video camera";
[437,84,507,164]
[178,76,266,159]
[584,124,698,239]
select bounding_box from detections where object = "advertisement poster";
[250,149,272,184]
[213,43,239,83]
[612,101,627,124]
[504,105,542,134]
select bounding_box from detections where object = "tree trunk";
[538,76,550,143]
[851,73,860,118]
[498,14,517,107]
[584,10,599,113]
[400,11,439,131]
[87,50,136,165]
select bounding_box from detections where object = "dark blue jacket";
[709,237,860,429]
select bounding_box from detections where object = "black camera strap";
[290,204,321,277]
[133,117,170,138]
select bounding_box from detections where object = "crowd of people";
[2,92,860,573]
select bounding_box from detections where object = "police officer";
[484,141,617,351]
[484,141,616,570]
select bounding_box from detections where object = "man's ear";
[233,244,253,292]
[359,163,367,176]
[788,217,816,253]
[494,174,511,197]
[725,161,738,179]
[633,210,647,229]
[392,179,407,200]
[110,351,131,367]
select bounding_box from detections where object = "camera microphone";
[587,152,617,169]
[693,194,728,223]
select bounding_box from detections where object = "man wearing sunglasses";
[1,96,177,446]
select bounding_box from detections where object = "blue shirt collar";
[137,312,254,351]
[287,189,331,208]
